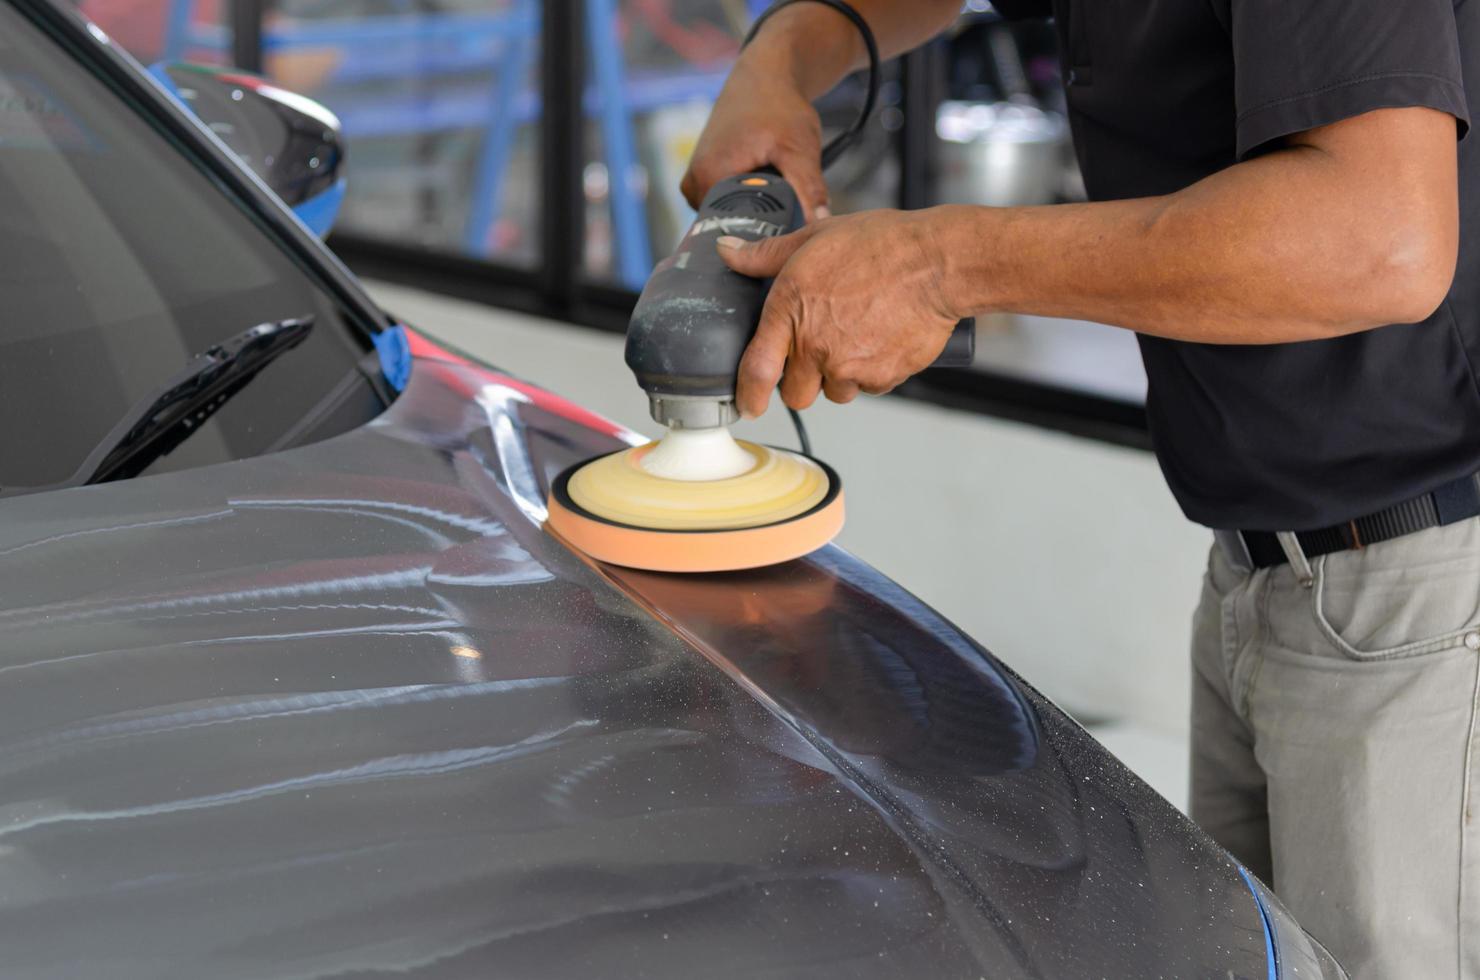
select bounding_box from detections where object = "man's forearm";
[932,112,1459,344]
[742,0,962,101]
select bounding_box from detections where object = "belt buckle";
[1214,529,1254,573]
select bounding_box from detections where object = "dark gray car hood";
[0,352,1271,978]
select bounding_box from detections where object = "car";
[0,0,1347,976]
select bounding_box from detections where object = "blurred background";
[74,0,1199,805]
[75,0,1145,416]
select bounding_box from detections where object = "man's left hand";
[716,209,962,418]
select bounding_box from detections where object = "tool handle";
[626,171,974,404]
[626,173,803,401]
[932,319,976,368]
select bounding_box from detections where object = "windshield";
[0,3,383,491]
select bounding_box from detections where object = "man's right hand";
[681,0,970,220]
[679,47,832,223]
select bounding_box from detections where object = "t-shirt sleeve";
[1230,0,1470,158]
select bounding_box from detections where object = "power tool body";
[545,171,974,572]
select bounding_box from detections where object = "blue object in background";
[463,2,539,258]
[157,0,779,288]
[586,0,652,289]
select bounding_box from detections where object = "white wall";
[369,281,1210,745]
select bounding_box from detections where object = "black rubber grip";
[626,171,975,399]
[933,319,976,368]
[625,173,803,400]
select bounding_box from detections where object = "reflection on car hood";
[0,355,1270,979]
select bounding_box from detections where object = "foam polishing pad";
[545,442,844,572]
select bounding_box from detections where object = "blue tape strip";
[1237,865,1280,980]
[373,324,412,392]
[146,62,187,109]
[292,178,346,238]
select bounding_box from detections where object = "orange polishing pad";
[545,443,844,573]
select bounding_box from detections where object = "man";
[681,0,1478,976]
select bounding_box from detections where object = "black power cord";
[742,0,881,170]
[787,405,814,456]
[742,0,881,457]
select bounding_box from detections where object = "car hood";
[0,350,1272,979]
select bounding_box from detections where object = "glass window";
[581,0,901,289]
[72,0,230,65]
[937,10,1144,403]
[0,7,378,490]
[262,0,542,266]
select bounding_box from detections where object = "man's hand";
[716,210,961,418]
[680,57,831,222]
[680,0,971,219]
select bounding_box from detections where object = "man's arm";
[717,106,1460,414]
[680,0,961,219]
[937,107,1460,343]
[743,0,966,95]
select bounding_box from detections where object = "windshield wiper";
[7,316,315,496]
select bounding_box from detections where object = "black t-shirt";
[994,0,1477,531]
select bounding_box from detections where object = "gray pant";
[1192,518,1480,978]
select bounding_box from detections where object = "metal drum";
[932,99,1071,207]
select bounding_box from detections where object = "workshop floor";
[369,280,1197,813]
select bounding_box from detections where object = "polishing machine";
[544,0,974,573]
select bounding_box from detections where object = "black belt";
[1233,472,1480,569]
